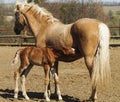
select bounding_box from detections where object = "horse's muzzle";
[14,27,21,35]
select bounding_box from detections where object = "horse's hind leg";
[85,56,97,101]
[20,64,33,100]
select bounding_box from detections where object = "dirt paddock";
[0,46,120,102]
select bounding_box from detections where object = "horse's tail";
[11,49,23,65]
[92,23,111,88]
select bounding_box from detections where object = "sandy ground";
[0,46,120,102]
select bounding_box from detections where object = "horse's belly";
[58,52,83,62]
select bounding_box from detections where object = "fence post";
[119,19,120,36]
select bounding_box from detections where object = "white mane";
[31,4,59,23]
[15,2,59,23]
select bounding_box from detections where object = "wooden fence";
[0,35,35,46]
[0,27,120,47]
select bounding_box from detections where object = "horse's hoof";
[89,97,97,102]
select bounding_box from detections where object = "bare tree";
[41,0,106,23]
[28,0,46,3]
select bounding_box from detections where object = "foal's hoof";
[24,95,30,100]
[46,97,50,102]
[13,98,18,102]
[47,90,51,98]
[14,95,18,99]
[58,95,62,101]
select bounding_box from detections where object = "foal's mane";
[16,2,59,23]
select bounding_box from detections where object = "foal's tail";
[92,23,111,88]
[11,49,23,65]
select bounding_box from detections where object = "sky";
[0,0,120,4]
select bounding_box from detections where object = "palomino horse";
[14,0,111,101]
[12,46,66,101]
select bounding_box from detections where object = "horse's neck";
[25,13,40,37]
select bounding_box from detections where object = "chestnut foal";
[12,46,74,101]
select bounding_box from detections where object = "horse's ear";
[16,4,20,10]
[16,0,19,5]
[32,0,34,3]
[16,4,22,11]
[24,0,28,4]
[16,0,18,4]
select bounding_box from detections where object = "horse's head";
[14,0,59,36]
[14,11,25,34]
[14,0,28,35]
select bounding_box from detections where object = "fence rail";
[0,35,119,46]
[0,35,35,46]
[0,27,120,47]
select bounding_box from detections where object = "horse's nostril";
[14,29,21,34]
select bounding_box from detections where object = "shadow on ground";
[0,89,93,102]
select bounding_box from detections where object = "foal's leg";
[14,65,29,99]
[54,61,59,94]
[14,69,20,99]
[20,64,33,100]
[44,64,51,101]
[47,71,51,97]
[85,56,97,101]
[51,68,62,100]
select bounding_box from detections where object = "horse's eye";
[15,12,20,20]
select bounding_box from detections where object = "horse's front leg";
[51,68,62,101]
[44,64,50,101]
